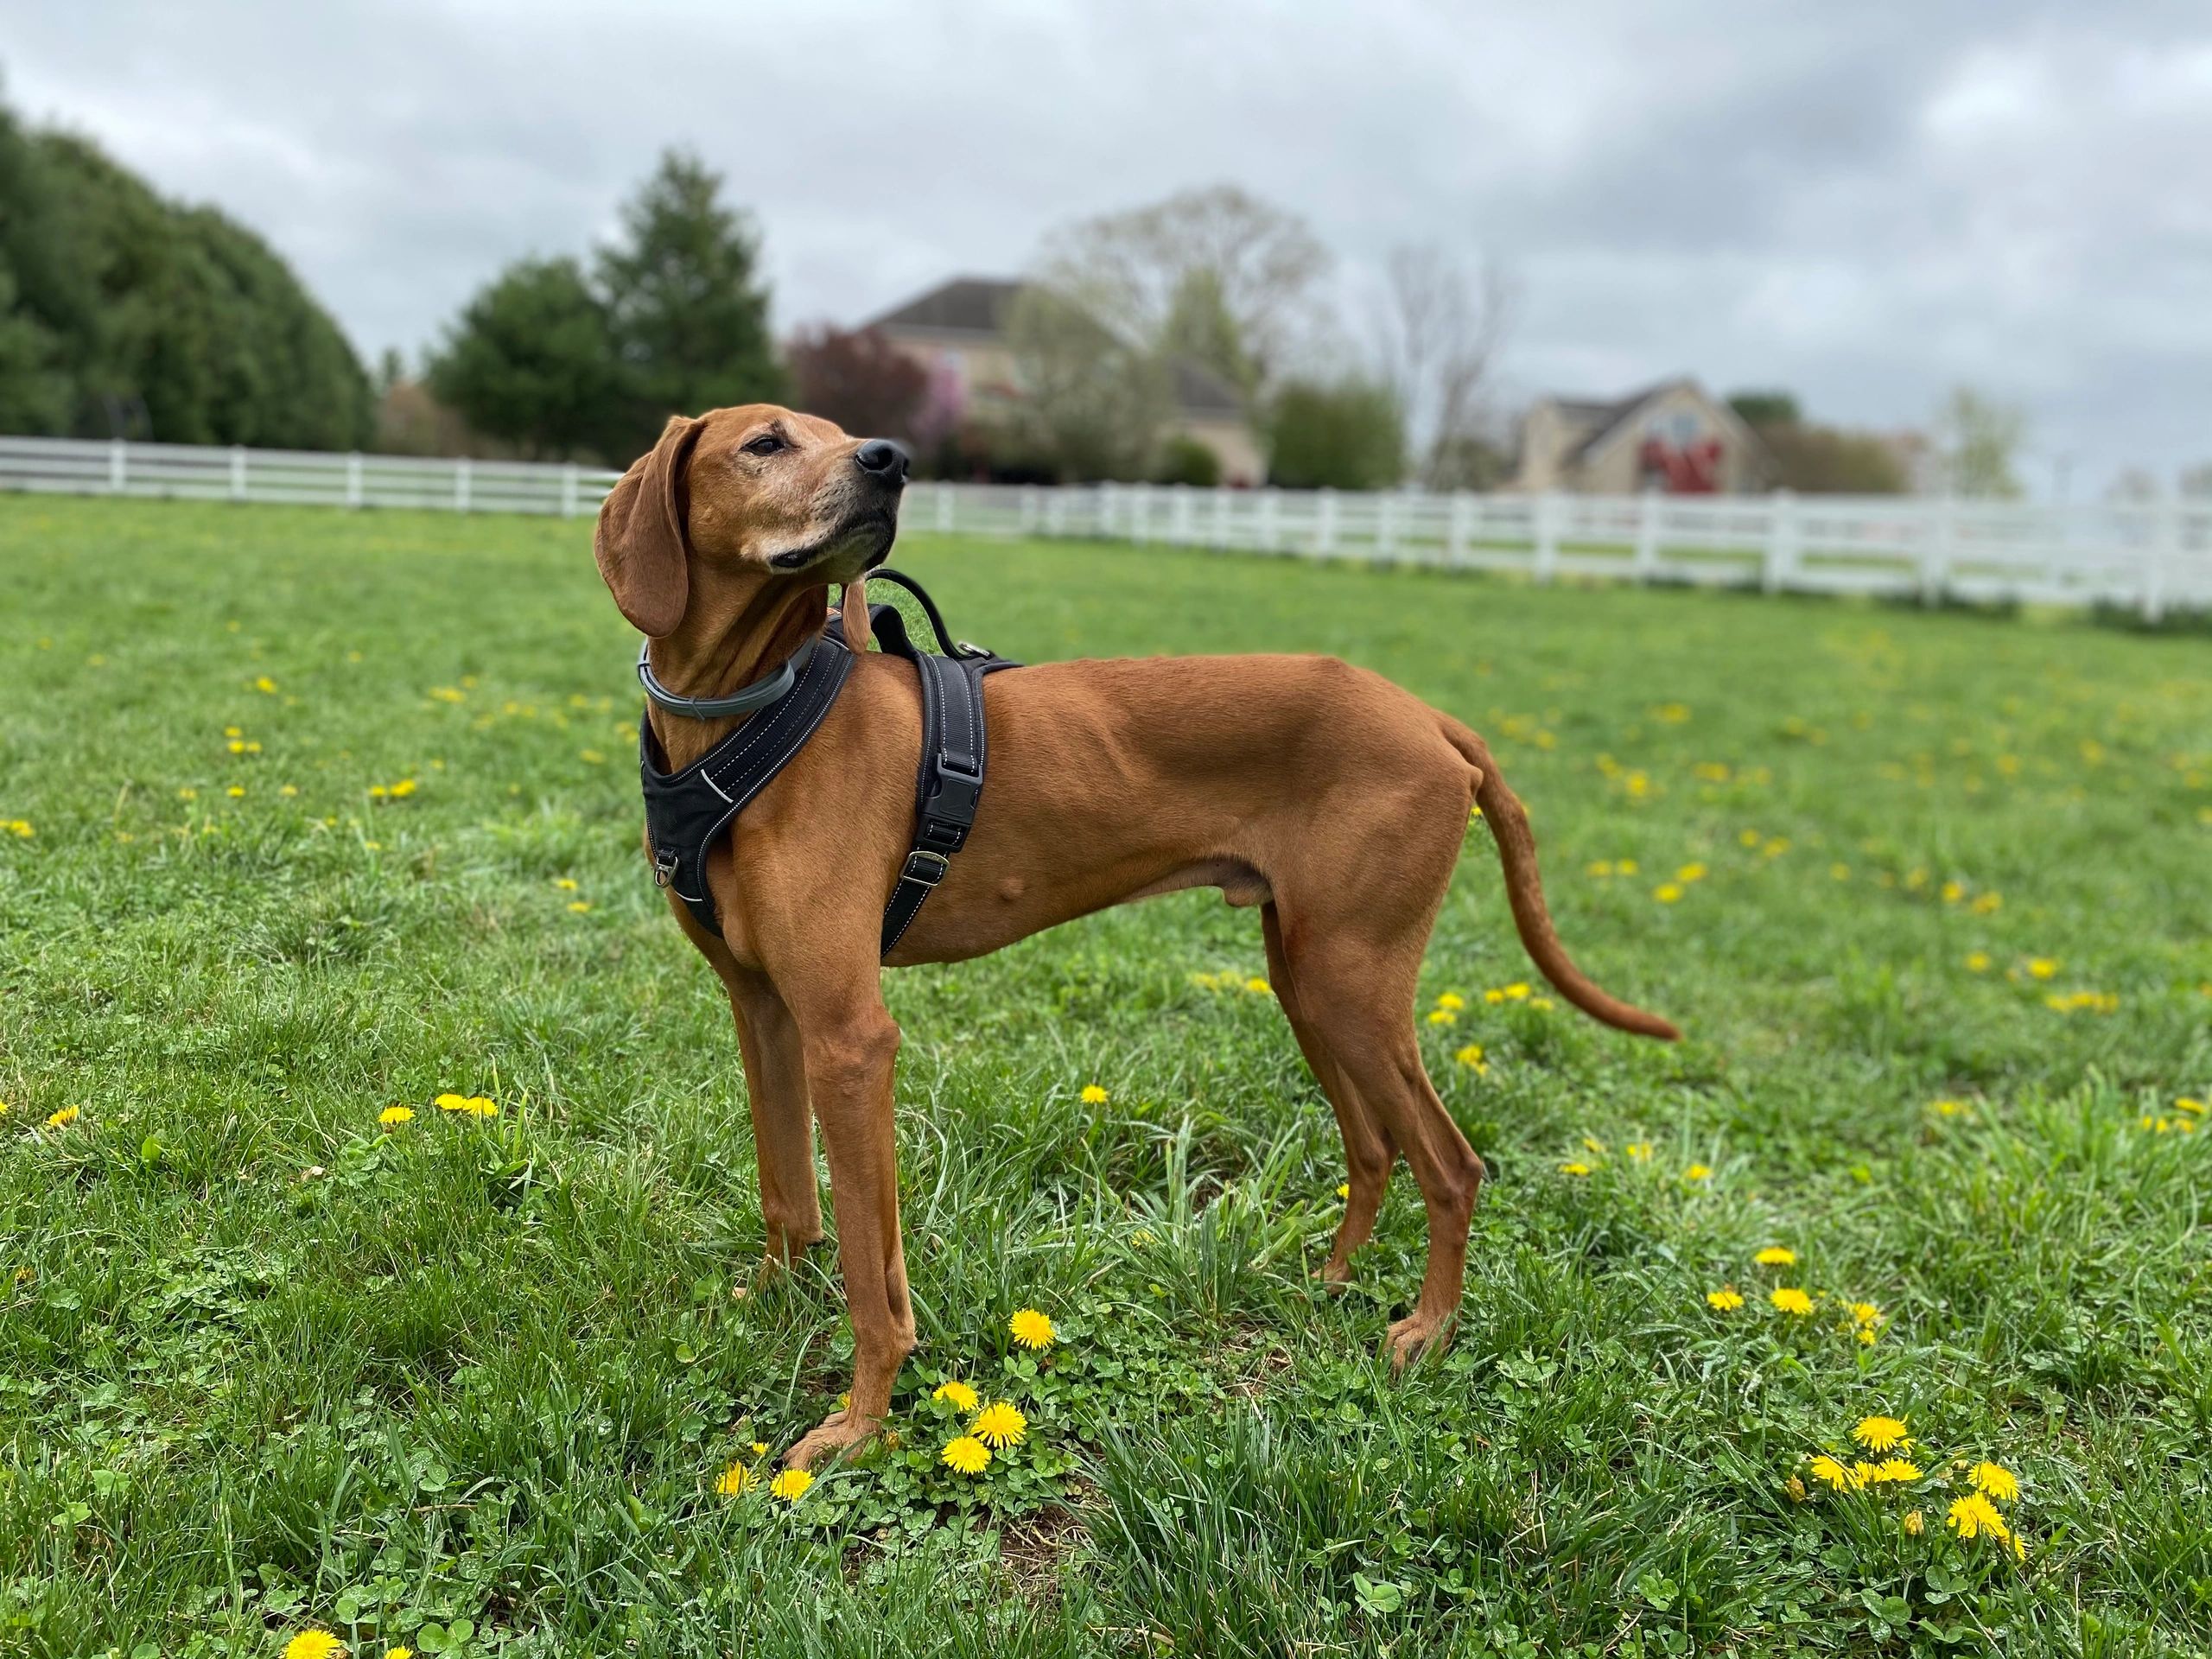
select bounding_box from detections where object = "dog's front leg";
[780,986,913,1471]
[723,969,823,1272]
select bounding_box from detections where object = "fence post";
[1318,489,1338,556]
[109,438,127,494]
[1534,491,1559,584]
[1020,486,1039,537]
[1923,494,1953,605]
[454,459,473,514]
[561,463,580,518]
[2144,493,2176,623]
[229,445,247,503]
[1633,489,1661,582]
[1378,491,1397,558]
[1764,488,1796,594]
[1448,492,1471,568]
[1259,488,1280,553]
[1132,483,1153,543]
[346,451,364,509]
[1211,486,1230,549]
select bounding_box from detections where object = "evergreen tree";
[595,149,783,461]
[428,256,621,460]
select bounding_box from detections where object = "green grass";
[2,495,2209,1659]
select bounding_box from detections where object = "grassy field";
[2,495,2209,1659]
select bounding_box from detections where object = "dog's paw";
[783,1408,880,1471]
[1386,1311,1456,1371]
[1314,1255,1357,1288]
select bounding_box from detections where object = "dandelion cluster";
[435,1092,499,1117]
[1796,1414,2026,1559]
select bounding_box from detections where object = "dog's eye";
[743,434,785,457]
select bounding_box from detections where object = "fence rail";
[4,435,2206,619]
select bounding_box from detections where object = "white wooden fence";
[4,435,2206,619]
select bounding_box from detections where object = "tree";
[1934,386,2026,499]
[1267,378,1405,490]
[1001,284,1170,482]
[1373,245,1515,490]
[785,324,926,441]
[596,149,782,461]
[0,83,372,448]
[1035,184,1331,403]
[1726,390,1801,429]
[428,256,622,460]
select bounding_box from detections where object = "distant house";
[868,276,1267,485]
[1510,378,1769,494]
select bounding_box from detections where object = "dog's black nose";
[854,439,910,483]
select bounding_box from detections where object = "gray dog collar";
[637,635,818,720]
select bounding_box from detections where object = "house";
[1510,378,1769,494]
[868,276,1267,485]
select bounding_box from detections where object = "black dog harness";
[637,569,1019,955]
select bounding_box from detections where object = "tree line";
[0,73,2075,495]
[0,83,372,448]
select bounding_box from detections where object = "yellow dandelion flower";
[1453,1043,1488,1074]
[1503,982,1530,1001]
[941,1435,991,1474]
[1654,883,1683,904]
[283,1634,346,1659]
[715,1460,755,1495]
[390,779,416,798]
[378,1106,414,1128]
[1244,976,1270,995]
[1684,1163,1712,1181]
[387,1649,415,1659]
[932,1379,979,1412]
[1426,1007,1457,1026]
[1009,1307,1056,1349]
[47,1105,80,1129]
[1079,1084,1109,1104]
[1904,1509,1924,1535]
[1335,1182,1350,1199]
[1968,1461,2018,1503]
[1770,1287,1814,1316]
[567,900,592,913]
[1857,1325,1878,1345]
[1869,1458,1923,1484]
[1618,858,1639,874]
[770,1467,812,1502]
[1707,1287,1745,1310]
[1853,1415,1910,1453]
[2026,957,2059,980]
[1848,1301,1881,1327]
[1625,1141,1652,1160]
[1808,1454,1857,1491]
[1754,1247,1796,1267]
[1435,992,1465,1011]
[254,676,276,694]
[969,1401,1027,1448]
[554,877,579,890]
[1947,1492,2009,1541]
[436,1094,498,1117]
[2173,1096,2204,1116]
[1676,862,1707,883]
[1965,950,1992,972]
[1560,1161,1592,1176]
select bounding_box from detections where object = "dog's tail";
[1443,719,1681,1041]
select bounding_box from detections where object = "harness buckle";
[652,845,678,888]
[900,849,950,887]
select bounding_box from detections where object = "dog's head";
[594,404,908,638]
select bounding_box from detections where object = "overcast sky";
[7,1,2207,494]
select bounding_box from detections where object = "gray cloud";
[8,0,2206,492]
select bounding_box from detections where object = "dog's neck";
[644,576,830,771]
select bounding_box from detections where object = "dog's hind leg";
[722,966,824,1272]
[1263,902,1396,1283]
[1278,922,1486,1369]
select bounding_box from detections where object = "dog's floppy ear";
[594,415,705,638]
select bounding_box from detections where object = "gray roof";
[868,276,1024,336]
[869,276,1250,417]
[1554,379,1685,461]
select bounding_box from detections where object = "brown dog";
[594,405,1678,1469]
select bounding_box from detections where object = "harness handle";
[851,568,988,659]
